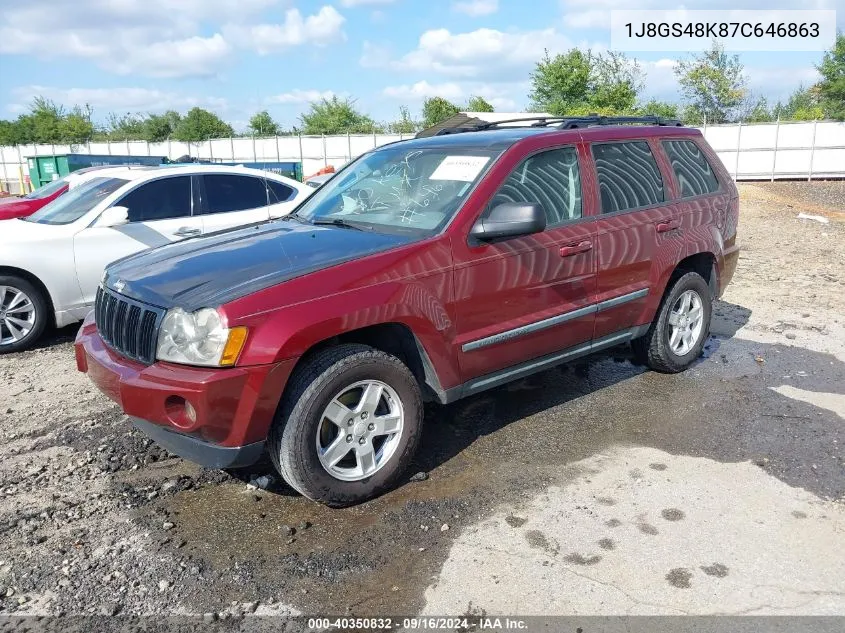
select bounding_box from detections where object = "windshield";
[24,177,128,225]
[23,177,69,200]
[294,147,501,235]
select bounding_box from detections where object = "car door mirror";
[470,202,546,241]
[97,206,130,227]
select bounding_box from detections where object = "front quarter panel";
[221,237,461,391]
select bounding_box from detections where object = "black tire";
[268,343,423,507]
[632,271,712,373]
[0,275,49,355]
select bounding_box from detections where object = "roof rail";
[429,114,683,136]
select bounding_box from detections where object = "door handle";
[174,227,201,237]
[656,220,680,233]
[559,240,593,257]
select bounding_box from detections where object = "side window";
[203,175,268,214]
[119,176,192,222]
[592,141,664,214]
[491,147,582,226]
[662,140,720,197]
[267,180,295,203]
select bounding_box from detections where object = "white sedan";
[0,164,311,353]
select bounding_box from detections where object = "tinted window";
[24,177,129,225]
[592,141,664,213]
[119,176,192,222]
[267,180,295,203]
[492,148,582,226]
[204,175,268,214]
[663,140,720,197]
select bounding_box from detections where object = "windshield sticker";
[429,156,489,182]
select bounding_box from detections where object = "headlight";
[156,307,248,367]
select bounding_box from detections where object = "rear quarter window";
[592,141,665,214]
[662,139,721,198]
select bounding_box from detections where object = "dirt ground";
[0,181,844,622]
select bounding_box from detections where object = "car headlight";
[156,308,248,367]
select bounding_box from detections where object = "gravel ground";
[0,182,843,623]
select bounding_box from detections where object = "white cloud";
[452,0,499,17]
[0,0,348,78]
[107,34,232,78]
[224,6,346,54]
[340,0,396,6]
[369,27,574,81]
[267,89,337,104]
[10,86,229,115]
[383,81,466,101]
[382,80,525,111]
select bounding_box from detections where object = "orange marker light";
[220,327,248,366]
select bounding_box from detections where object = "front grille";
[95,287,165,365]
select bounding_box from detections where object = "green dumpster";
[26,154,166,189]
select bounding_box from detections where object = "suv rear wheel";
[0,276,48,355]
[632,271,712,373]
[268,344,423,507]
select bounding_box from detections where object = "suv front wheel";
[632,271,712,373]
[268,344,423,507]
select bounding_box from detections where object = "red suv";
[76,116,739,507]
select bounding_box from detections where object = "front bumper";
[75,314,296,468]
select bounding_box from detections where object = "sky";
[0,0,842,131]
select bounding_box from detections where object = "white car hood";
[0,218,77,243]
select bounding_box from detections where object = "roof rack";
[430,114,682,136]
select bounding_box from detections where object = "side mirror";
[97,206,129,227]
[470,202,546,241]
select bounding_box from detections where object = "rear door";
[453,144,598,380]
[590,139,685,340]
[198,174,271,233]
[73,175,201,306]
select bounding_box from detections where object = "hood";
[0,218,74,242]
[103,220,412,311]
[0,198,38,220]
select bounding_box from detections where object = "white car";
[0,164,311,353]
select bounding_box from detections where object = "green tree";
[528,49,592,114]
[248,110,280,136]
[675,41,748,123]
[421,97,461,128]
[635,99,680,119]
[743,96,774,122]
[773,86,825,121]
[528,49,642,115]
[466,95,494,112]
[817,32,845,120]
[106,113,146,140]
[145,111,181,142]
[591,51,642,112]
[0,120,18,145]
[173,107,234,142]
[387,106,418,134]
[299,96,378,134]
[61,105,95,143]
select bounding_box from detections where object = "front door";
[73,175,201,307]
[452,145,598,381]
[590,139,685,340]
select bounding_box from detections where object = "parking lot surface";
[1,182,843,618]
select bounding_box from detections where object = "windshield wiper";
[311,217,369,231]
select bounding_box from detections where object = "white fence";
[1,121,843,195]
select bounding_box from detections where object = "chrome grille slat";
[94,287,164,365]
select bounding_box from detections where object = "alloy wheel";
[0,285,36,347]
[667,289,704,356]
[315,380,404,481]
